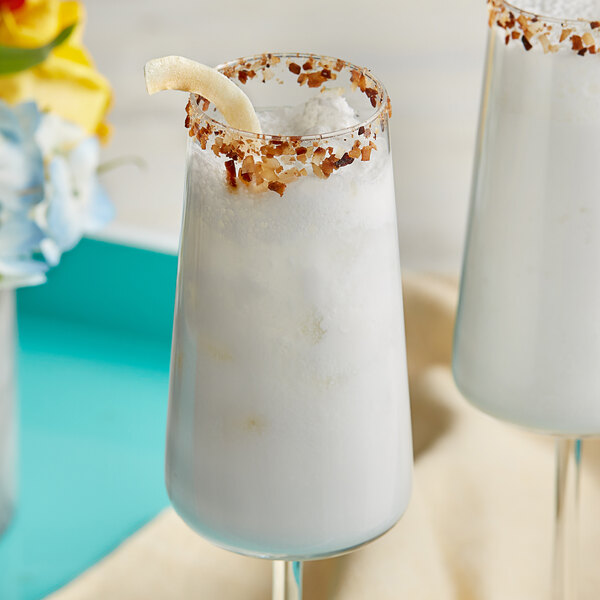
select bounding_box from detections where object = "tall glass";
[453,2,600,597]
[165,53,413,598]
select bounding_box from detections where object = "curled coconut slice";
[144,55,262,134]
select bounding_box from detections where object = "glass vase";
[0,288,16,537]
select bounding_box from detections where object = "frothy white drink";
[454,1,600,435]
[166,94,412,558]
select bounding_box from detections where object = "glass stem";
[553,438,582,600]
[272,561,303,600]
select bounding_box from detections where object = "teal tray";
[0,238,178,599]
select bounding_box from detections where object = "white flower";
[35,113,114,266]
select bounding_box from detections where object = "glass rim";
[501,0,600,26]
[187,52,391,142]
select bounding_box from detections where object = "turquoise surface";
[0,239,178,599]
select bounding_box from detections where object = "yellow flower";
[0,0,112,140]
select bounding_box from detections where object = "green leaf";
[0,23,76,76]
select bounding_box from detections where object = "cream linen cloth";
[48,273,600,600]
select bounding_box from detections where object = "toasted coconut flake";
[241,154,256,175]
[313,147,326,160]
[268,181,286,196]
[262,157,280,170]
[307,72,327,87]
[224,159,237,188]
[262,164,277,180]
[560,28,573,42]
[321,157,337,177]
[312,163,326,179]
[365,87,378,108]
[517,14,528,29]
[539,34,551,53]
[279,169,299,184]
[334,152,354,168]
[528,20,543,35]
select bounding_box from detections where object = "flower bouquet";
[0,0,113,288]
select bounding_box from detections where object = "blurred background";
[92,0,488,273]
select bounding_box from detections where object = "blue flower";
[0,101,47,288]
[0,101,113,288]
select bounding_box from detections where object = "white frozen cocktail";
[146,53,412,598]
[453,2,600,595]
[454,0,600,436]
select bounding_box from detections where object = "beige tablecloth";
[48,274,600,599]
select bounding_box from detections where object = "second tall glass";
[454,2,600,597]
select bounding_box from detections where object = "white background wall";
[85,0,488,272]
